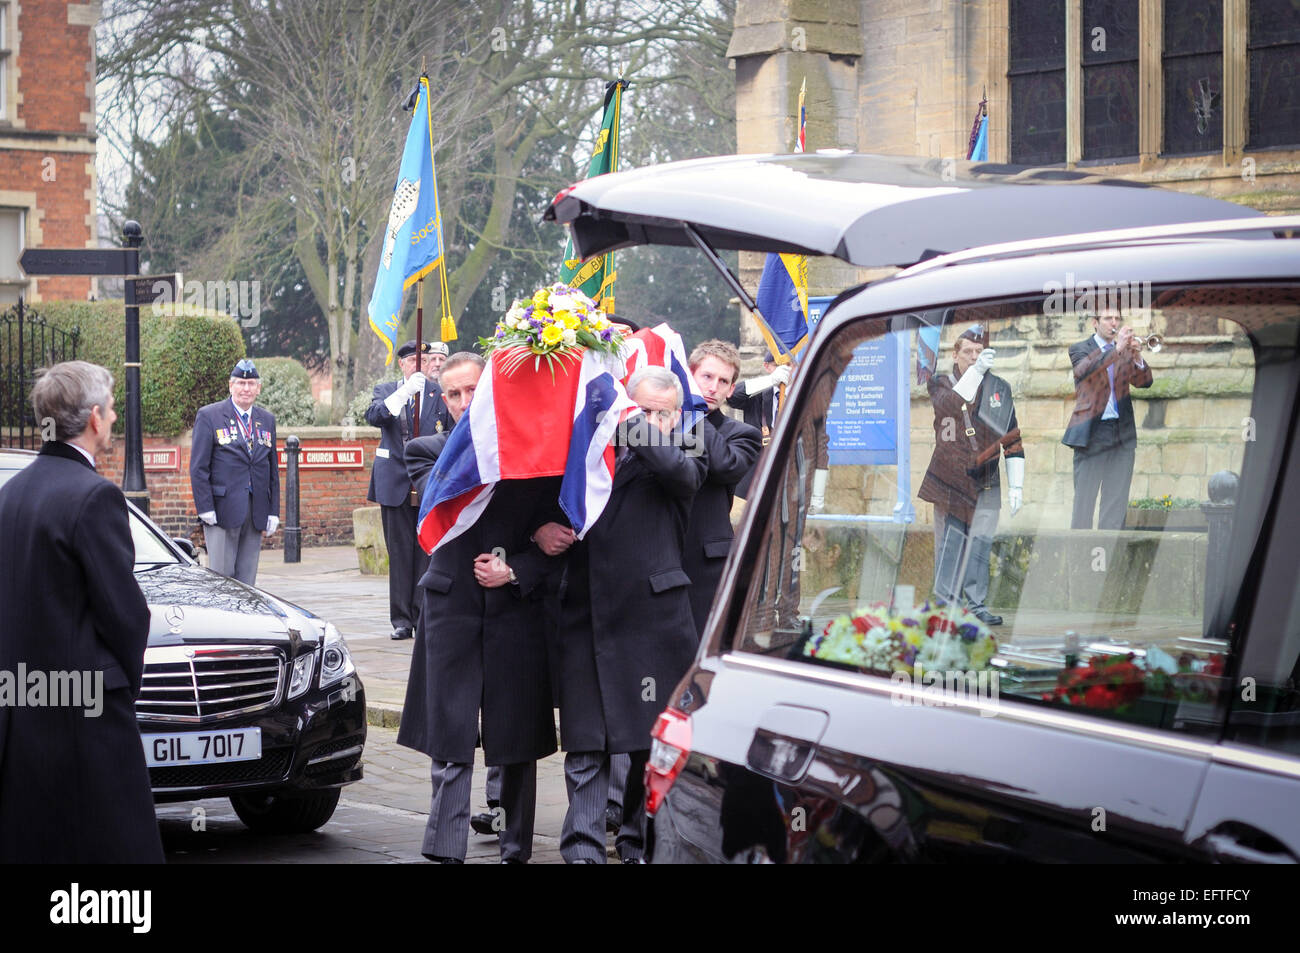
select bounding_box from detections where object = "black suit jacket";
[1062,337,1154,450]
[682,411,762,639]
[365,378,454,507]
[556,419,707,753]
[396,474,560,765]
[0,442,163,862]
[727,381,776,499]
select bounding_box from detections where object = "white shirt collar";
[1093,332,1111,350]
[67,442,95,467]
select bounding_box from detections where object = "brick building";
[0,0,100,304]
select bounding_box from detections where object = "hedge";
[19,300,245,437]
[254,356,315,427]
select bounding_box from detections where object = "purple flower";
[902,646,918,666]
[902,616,918,628]
[600,329,612,341]
[958,623,979,641]
[529,318,542,328]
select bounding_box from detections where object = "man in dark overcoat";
[189,358,279,585]
[366,339,454,640]
[555,365,708,864]
[397,352,562,863]
[917,326,1025,626]
[683,340,762,639]
[1062,308,1155,529]
[0,361,163,862]
[726,351,792,499]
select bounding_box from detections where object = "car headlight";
[318,622,356,690]
[287,652,315,699]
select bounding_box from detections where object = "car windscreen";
[726,283,1300,741]
[129,508,180,565]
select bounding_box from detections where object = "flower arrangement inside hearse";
[479,283,624,376]
[797,600,999,676]
[1040,646,1227,724]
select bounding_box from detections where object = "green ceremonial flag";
[559,78,627,313]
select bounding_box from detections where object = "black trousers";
[381,502,430,629]
[1071,420,1136,530]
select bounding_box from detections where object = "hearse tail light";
[645,707,692,817]
[318,622,356,690]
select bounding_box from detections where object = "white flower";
[549,293,578,314]
[561,328,577,346]
[506,304,525,324]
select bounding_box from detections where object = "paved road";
[166,546,593,864]
[160,726,579,864]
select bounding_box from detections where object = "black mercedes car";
[0,448,367,834]
[550,152,1300,863]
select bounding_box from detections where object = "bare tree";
[100,0,726,418]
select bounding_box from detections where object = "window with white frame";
[0,207,26,305]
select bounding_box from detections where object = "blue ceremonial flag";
[968,114,988,161]
[754,252,809,362]
[367,76,447,365]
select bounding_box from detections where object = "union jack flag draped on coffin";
[416,323,704,555]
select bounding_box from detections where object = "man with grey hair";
[0,361,163,862]
[552,364,707,863]
[190,358,280,585]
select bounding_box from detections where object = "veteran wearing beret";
[189,359,280,586]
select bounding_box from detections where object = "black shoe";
[470,811,497,836]
[391,626,413,640]
[971,607,1003,626]
[422,854,464,863]
[620,855,647,864]
[605,804,622,834]
[499,857,525,864]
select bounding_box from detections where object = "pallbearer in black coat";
[396,352,563,863]
[683,341,762,639]
[0,362,163,862]
[726,350,791,499]
[555,365,708,864]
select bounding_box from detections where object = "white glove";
[199,511,217,526]
[742,364,792,394]
[808,468,829,515]
[264,515,280,535]
[951,365,983,402]
[975,348,995,374]
[1005,456,1024,517]
[384,371,427,417]
[404,371,427,396]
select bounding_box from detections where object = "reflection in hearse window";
[733,286,1300,738]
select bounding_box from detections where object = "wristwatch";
[507,566,517,585]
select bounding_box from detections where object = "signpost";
[17,222,150,514]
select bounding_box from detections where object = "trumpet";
[1119,329,1163,352]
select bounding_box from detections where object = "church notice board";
[808,296,902,467]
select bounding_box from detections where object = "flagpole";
[413,278,424,435]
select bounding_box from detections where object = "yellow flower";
[540,324,563,346]
[555,311,580,330]
[532,290,550,309]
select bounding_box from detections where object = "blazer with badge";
[190,398,280,531]
[918,368,1024,526]
[1062,337,1154,450]
[0,441,162,862]
[365,378,454,508]
[682,411,762,639]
